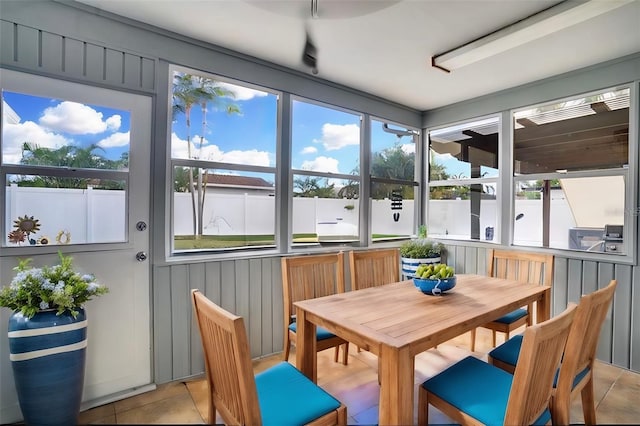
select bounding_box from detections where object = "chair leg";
[581,376,597,425]
[207,393,216,425]
[336,404,348,425]
[334,346,339,363]
[283,332,290,361]
[417,386,429,426]
[550,392,570,426]
[492,330,497,348]
[470,328,477,351]
[341,343,349,365]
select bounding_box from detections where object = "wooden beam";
[591,101,611,113]
[516,117,537,127]
[515,108,628,141]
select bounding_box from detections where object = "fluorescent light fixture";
[431,0,634,73]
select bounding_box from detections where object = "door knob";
[136,251,147,262]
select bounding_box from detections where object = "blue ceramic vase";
[8,309,87,426]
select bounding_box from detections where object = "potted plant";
[0,251,108,426]
[399,234,445,278]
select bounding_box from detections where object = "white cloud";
[2,121,71,164]
[313,123,359,151]
[217,82,268,101]
[171,132,191,158]
[39,101,121,134]
[401,143,415,154]
[105,115,121,131]
[171,132,270,166]
[219,149,270,166]
[97,132,130,148]
[301,146,318,154]
[301,156,340,173]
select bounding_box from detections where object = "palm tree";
[193,76,240,236]
[172,73,200,235]
[172,73,241,237]
[370,143,415,199]
[17,142,126,189]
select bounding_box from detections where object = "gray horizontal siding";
[153,246,639,383]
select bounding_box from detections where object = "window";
[370,119,419,242]
[291,99,361,246]
[427,116,500,241]
[512,87,630,254]
[2,90,130,247]
[170,67,278,252]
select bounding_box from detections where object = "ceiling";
[75,0,640,111]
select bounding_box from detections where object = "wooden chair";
[418,303,577,426]
[349,248,400,356]
[348,248,400,291]
[282,252,349,365]
[488,279,617,425]
[470,249,554,351]
[191,289,347,425]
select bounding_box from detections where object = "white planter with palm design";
[401,256,441,278]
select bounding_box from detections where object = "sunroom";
[1,0,639,424]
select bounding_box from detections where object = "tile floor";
[78,329,640,424]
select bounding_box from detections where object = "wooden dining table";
[294,273,551,425]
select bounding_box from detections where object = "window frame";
[368,116,422,245]
[288,95,364,251]
[168,64,281,256]
[1,71,143,254]
[426,113,502,243]
[509,84,636,261]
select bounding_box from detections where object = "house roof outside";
[205,174,274,191]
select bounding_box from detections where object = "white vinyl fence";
[6,185,579,248]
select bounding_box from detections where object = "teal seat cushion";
[489,334,523,366]
[255,361,341,425]
[288,322,336,341]
[490,336,591,389]
[421,356,551,425]
[494,308,528,324]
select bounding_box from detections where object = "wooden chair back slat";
[282,252,345,322]
[281,252,349,364]
[191,290,262,425]
[472,249,556,351]
[505,303,577,425]
[488,249,554,285]
[553,279,617,424]
[349,249,400,291]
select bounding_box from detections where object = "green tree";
[172,73,241,236]
[16,142,126,189]
[293,176,336,198]
[370,143,416,200]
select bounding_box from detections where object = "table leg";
[295,307,317,383]
[537,287,551,322]
[378,344,414,425]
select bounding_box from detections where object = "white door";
[0,69,152,416]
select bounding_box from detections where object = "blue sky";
[2,91,130,165]
[170,75,417,181]
[4,78,477,181]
